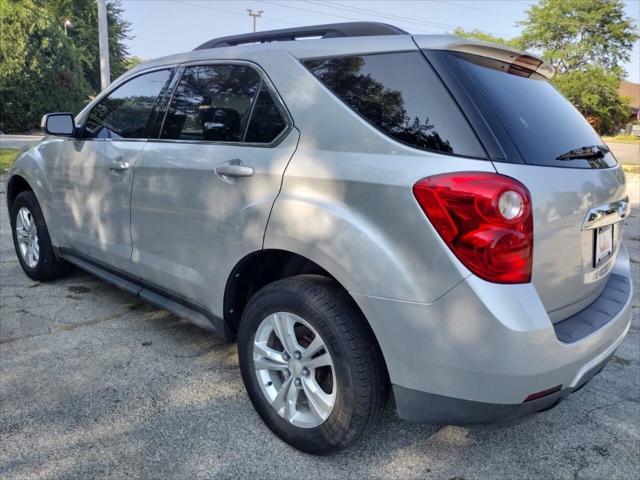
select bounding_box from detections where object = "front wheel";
[10,191,71,281]
[238,275,387,454]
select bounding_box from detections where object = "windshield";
[442,52,617,169]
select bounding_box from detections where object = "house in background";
[619,80,640,124]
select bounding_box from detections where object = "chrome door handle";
[215,159,254,181]
[108,159,130,172]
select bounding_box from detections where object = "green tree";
[519,0,638,76]
[553,66,631,134]
[454,0,637,134]
[0,0,88,132]
[123,56,144,70]
[517,0,638,133]
[452,28,521,49]
[46,0,131,93]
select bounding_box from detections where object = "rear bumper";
[393,385,567,425]
[352,244,633,424]
[393,346,617,424]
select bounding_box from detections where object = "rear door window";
[161,64,260,142]
[85,69,172,139]
[304,52,486,158]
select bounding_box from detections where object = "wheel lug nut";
[282,352,290,361]
[294,378,302,388]
[294,351,302,360]
[301,367,310,377]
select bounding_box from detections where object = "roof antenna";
[246,9,264,33]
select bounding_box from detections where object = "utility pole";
[246,9,263,32]
[97,0,110,90]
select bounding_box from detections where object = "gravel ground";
[1,172,639,480]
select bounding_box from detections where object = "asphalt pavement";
[608,142,640,165]
[1,173,639,480]
[0,135,44,150]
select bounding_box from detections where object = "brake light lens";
[413,172,533,284]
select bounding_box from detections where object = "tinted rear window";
[304,52,486,158]
[446,53,616,168]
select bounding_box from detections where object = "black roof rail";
[194,22,409,50]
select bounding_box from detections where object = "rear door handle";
[215,159,254,181]
[108,158,130,172]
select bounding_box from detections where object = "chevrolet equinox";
[7,23,633,453]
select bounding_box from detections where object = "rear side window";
[304,52,486,158]
[85,69,172,139]
[162,65,260,142]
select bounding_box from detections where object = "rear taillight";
[413,172,533,284]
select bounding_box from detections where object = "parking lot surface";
[1,172,639,480]
[607,142,640,166]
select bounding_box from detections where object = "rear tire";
[10,191,71,281]
[238,275,387,454]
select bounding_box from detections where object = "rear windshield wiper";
[556,144,610,161]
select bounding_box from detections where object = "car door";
[131,62,297,317]
[51,68,174,273]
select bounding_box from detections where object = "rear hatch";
[420,39,629,321]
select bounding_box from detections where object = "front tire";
[238,275,387,454]
[10,191,71,281]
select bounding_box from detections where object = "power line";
[305,0,447,32]
[311,0,461,30]
[176,1,295,28]
[257,0,440,34]
[169,0,512,40]
[311,0,510,38]
[433,1,508,16]
[259,0,379,23]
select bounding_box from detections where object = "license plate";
[594,224,614,267]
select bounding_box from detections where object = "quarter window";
[85,69,172,139]
[161,65,261,142]
[304,52,486,158]
[245,87,287,143]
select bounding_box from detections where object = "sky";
[120,0,640,82]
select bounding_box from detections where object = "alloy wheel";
[253,312,336,428]
[16,207,39,268]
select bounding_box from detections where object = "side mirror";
[41,113,75,137]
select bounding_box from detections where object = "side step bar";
[62,252,226,337]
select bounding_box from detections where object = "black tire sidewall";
[238,279,368,454]
[11,191,56,281]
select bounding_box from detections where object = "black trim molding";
[60,248,230,339]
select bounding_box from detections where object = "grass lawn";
[0,148,20,170]
[602,134,640,144]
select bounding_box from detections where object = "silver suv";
[7,23,633,453]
